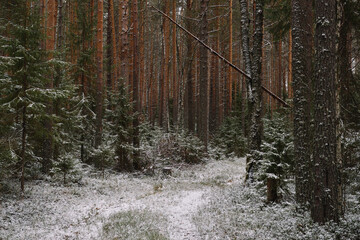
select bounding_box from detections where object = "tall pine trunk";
[288,29,292,98]
[184,0,195,132]
[131,0,141,170]
[198,0,210,148]
[227,0,233,115]
[41,0,57,174]
[312,0,341,223]
[120,0,129,86]
[107,0,117,93]
[292,0,313,206]
[138,0,145,111]
[95,0,104,148]
[172,0,178,126]
[160,1,170,131]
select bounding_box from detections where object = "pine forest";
[1,0,360,239]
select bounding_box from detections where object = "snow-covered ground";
[0,157,246,240]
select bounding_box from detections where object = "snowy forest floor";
[1,155,360,240]
[0,157,247,240]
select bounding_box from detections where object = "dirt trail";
[123,157,246,240]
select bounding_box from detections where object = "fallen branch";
[150,4,290,108]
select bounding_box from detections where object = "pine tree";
[339,0,360,126]
[161,1,170,131]
[291,0,313,206]
[312,0,342,223]
[259,113,294,202]
[172,0,178,126]
[131,0,141,170]
[0,0,72,191]
[240,0,265,180]
[68,0,97,163]
[95,0,104,148]
[41,0,57,174]
[184,0,195,133]
[106,0,118,93]
[227,0,233,115]
[198,0,210,148]
[110,85,133,172]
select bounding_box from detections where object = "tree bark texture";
[161,1,170,131]
[240,0,264,179]
[139,0,145,111]
[339,0,353,124]
[291,0,313,206]
[42,0,57,173]
[172,0,178,126]
[249,0,264,169]
[288,29,293,98]
[120,0,129,86]
[198,0,210,148]
[184,0,195,132]
[107,0,117,92]
[131,0,141,170]
[227,0,233,115]
[312,0,341,223]
[95,0,104,148]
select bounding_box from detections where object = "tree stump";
[162,167,172,176]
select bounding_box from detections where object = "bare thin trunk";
[131,0,141,170]
[288,29,292,98]
[184,0,195,132]
[172,0,178,126]
[95,0,104,148]
[198,0,210,148]
[228,0,233,114]
[239,0,264,179]
[20,106,26,192]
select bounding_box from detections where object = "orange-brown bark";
[149,37,156,124]
[161,1,170,130]
[228,0,233,114]
[128,1,134,101]
[271,38,276,112]
[172,0,178,125]
[121,0,129,90]
[139,0,145,110]
[95,0,104,147]
[278,39,283,106]
[288,29,293,98]
[109,0,118,91]
[117,0,123,82]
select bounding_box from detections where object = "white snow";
[1,157,246,240]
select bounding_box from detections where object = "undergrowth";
[195,180,360,240]
[101,209,168,240]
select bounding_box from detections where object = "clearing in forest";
[0,157,246,240]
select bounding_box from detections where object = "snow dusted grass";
[101,210,168,240]
[0,156,246,240]
[0,162,163,240]
[2,154,358,240]
[195,181,360,240]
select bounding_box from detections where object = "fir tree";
[257,112,294,202]
[67,0,97,164]
[0,0,76,191]
[0,0,54,191]
[107,84,134,172]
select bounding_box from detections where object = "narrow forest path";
[1,157,246,240]
[117,156,246,239]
